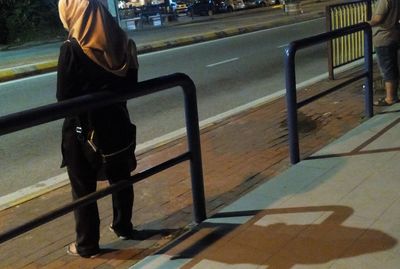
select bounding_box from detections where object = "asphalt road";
[0,18,327,196]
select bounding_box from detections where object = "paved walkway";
[134,100,400,269]
[0,63,393,268]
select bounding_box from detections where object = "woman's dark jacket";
[57,39,138,168]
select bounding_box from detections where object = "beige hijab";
[58,0,138,77]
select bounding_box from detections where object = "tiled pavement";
[134,101,400,269]
[0,63,393,268]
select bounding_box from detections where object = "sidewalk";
[0,64,392,268]
[135,102,400,269]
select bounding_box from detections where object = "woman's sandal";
[66,243,99,258]
[373,97,397,107]
[66,243,79,257]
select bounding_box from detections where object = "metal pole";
[285,45,300,164]
[366,0,372,20]
[182,76,207,223]
[326,5,335,80]
[113,0,122,28]
[363,23,374,118]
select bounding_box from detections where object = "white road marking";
[206,57,239,67]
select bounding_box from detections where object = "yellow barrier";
[326,0,376,79]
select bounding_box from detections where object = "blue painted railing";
[0,73,206,244]
[285,23,373,164]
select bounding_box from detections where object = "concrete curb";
[0,60,58,83]
[0,10,324,83]
[138,10,324,53]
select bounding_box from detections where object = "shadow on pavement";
[155,206,397,268]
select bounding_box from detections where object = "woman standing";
[57,0,139,258]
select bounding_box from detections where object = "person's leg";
[393,45,399,98]
[375,44,399,105]
[63,129,100,256]
[384,80,398,102]
[385,44,399,101]
[67,165,100,256]
[105,159,134,235]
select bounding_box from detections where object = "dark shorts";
[375,44,399,82]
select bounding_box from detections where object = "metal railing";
[326,0,376,79]
[0,73,206,244]
[285,23,373,164]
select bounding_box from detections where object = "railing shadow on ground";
[306,116,400,160]
[0,73,207,244]
[138,206,397,269]
[285,22,374,164]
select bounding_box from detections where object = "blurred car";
[267,0,280,4]
[244,0,279,7]
[173,1,188,13]
[169,0,188,14]
[187,0,227,16]
[186,0,245,15]
[244,0,267,8]
[225,0,246,11]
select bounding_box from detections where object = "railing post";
[363,24,374,118]
[366,0,372,20]
[285,44,300,164]
[182,77,207,223]
[326,5,335,80]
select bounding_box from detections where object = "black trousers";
[63,127,133,256]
